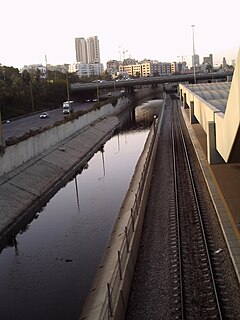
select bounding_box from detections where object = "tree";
[206,64,212,73]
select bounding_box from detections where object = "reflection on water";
[135,99,162,124]
[0,127,150,320]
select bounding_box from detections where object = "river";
[0,98,162,320]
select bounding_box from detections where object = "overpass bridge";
[70,72,233,94]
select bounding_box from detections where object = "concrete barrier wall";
[0,96,129,176]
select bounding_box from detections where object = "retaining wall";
[0,97,129,176]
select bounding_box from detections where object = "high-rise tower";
[75,37,88,63]
[87,36,100,63]
[75,36,100,64]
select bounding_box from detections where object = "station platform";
[181,105,240,282]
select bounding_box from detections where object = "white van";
[63,101,74,114]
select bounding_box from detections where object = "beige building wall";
[141,63,151,77]
[215,49,240,162]
[119,62,151,77]
[179,48,240,163]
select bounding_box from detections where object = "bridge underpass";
[70,71,232,97]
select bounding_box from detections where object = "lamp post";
[96,83,99,102]
[30,78,34,112]
[66,71,70,104]
[191,24,196,84]
[0,107,4,147]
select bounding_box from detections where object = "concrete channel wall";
[79,94,166,320]
[0,116,121,248]
[0,97,130,176]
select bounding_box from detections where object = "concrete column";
[180,89,183,102]
[190,101,198,124]
[207,121,224,164]
[183,93,187,109]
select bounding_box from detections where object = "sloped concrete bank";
[0,116,120,248]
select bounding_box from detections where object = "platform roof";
[182,82,231,113]
[179,48,240,164]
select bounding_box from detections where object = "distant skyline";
[1,0,239,69]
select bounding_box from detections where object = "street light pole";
[0,107,4,147]
[66,71,70,104]
[191,24,196,84]
[96,83,99,102]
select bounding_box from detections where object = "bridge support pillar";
[190,101,198,124]
[179,88,183,102]
[183,93,188,109]
[207,121,225,164]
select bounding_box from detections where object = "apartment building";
[117,59,180,77]
[106,60,120,77]
[119,62,151,77]
[75,35,102,77]
[75,36,101,64]
[75,38,88,63]
[77,62,104,77]
[87,36,100,64]
[203,54,213,66]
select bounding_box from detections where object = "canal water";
[0,98,162,320]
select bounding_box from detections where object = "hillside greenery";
[0,66,115,121]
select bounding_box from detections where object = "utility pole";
[45,54,48,79]
[118,46,122,62]
[191,25,197,84]
[66,71,70,104]
[122,49,128,61]
[0,107,4,147]
[30,78,34,112]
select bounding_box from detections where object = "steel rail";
[175,104,223,319]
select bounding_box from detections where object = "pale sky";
[1,0,239,69]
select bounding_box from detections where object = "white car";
[40,112,49,119]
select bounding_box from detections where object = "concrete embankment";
[0,87,163,244]
[0,116,120,246]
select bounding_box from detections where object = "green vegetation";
[0,65,117,121]
[0,65,121,154]
[0,66,71,120]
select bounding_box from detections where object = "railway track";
[170,98,223,319]
[126,93,240,320]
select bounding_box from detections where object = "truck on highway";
[63,100,74,114]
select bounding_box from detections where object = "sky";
[1,0,239,70]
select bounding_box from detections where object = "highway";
[2,90,123,141]
[2,102,95,141]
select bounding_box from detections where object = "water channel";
[0,96,162,320]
